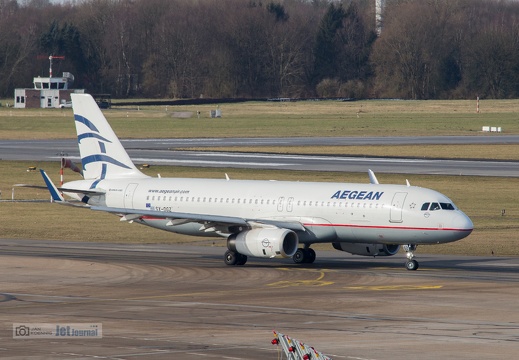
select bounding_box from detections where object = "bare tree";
[372,0,461,99]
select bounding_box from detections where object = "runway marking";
[267,279,334,288]
[125,287,268,301]
[344,285,443,291]
[126,269,338,299]
[130,157,294,167]
[267,268,335,288]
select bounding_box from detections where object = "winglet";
[40,169,65,202]
[368,169,379,184]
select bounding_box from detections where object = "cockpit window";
[440,202,455,210]
[421,202,456,211]
[430,202,441,211]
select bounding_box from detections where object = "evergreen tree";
[312,3,346,85]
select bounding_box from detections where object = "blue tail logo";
[74,114,132,180]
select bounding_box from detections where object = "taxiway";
[2,136,519,176]
[0,239,517,359]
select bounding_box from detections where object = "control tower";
[14,56,84,108]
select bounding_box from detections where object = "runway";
[2,136,519,176]
[0,239,517,359]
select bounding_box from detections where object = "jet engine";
[332,243,400,257]
[228,228,298,258]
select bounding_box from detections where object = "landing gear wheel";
[293,248,316,264]
[224,250,238,266]
[306,248,316,264]
[403,244,419,271]
[293,248,306,264]
[236,253,248,266]
[405,259,419,271]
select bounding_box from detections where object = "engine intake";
[332,243,400,257]
[228,228,298,258]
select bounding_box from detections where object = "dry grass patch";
[1,99,519,139]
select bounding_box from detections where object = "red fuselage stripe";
[303,223,472,232]
[139,216,472,232]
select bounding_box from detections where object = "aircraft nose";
[451,211,473,239]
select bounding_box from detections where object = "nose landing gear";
[403,244,419,271]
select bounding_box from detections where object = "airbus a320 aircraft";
[36,94,473,270]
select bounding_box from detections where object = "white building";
[14,72,84,109]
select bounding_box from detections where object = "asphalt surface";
[0,239,517,359]
[2,136,519,176]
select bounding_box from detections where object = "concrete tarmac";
[3,137,519,176]
[0,239,517,359]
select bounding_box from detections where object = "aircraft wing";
[90,206,306,232]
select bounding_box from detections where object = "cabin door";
[390,192,407,223]
[124,183,139,209]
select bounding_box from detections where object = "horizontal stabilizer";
[58,187,106,196]
[15,184,105,196]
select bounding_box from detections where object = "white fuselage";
[65,177,473,246]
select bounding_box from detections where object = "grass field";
[1,99,518,257]
[1,99,519,139]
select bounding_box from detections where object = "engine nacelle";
[228,228,298,258]
[332,243,400,257]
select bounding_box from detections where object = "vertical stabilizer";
[71,94,148,180]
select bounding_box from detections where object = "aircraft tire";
[405,260,419,271]
[236,253,248,266]
[307,248,316,264]
[293,248,316,264]
[293,248,306,264]
[224,250,239,266]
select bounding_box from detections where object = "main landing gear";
[292,246,316,264]
[403,244,419,271]
[224,250,247,266]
